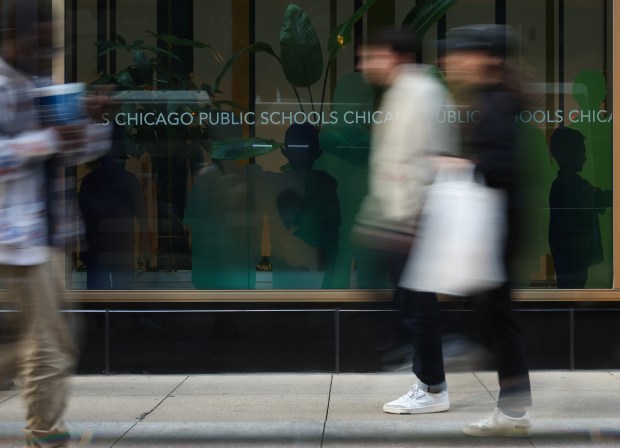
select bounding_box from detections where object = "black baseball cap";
[438,24,518,58]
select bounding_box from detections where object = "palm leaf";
[402,0,459,36]
[280,4,323,88]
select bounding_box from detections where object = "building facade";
[2,0,619,373]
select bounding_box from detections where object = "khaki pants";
[0,250,76,447]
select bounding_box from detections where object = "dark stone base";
[64,303,620,374]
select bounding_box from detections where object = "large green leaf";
[209,138,281,160]
[280,4,323,88]
[114,70,138,89]
[327,0,378,60]
[132,49,152,83]
[402,0,459,36]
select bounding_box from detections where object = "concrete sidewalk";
[1,371,619,447]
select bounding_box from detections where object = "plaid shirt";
[0,58,111,265]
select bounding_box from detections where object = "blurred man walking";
[355,27,458,415]
[0,1,111,446]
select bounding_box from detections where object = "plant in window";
[91,33,281,272]
[92,32,280,165]
[212,0,458,121]
[212,1,376,119]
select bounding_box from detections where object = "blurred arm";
[0,129,59,180]
[52,123,113,166]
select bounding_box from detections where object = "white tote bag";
[399,165,506,296]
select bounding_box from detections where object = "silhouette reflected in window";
[548,128,611,288]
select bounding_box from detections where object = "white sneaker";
[463,408,532,437]
[383,383,450,414]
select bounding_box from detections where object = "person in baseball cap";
[439,24,518,58]
[439,24,521,92]
[440,25,534,439]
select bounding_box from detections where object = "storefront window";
[66,0,612,293]
[508,0,613,289]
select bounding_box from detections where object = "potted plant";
[91,32,281,275]
[212,0,459,121]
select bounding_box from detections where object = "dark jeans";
[394,288,446,387]
[396,284,532,409]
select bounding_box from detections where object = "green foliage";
[93,31,213,164]
[402,0,459,36]
[93,32,218,91]
[215,0,376,112]
[327,0,378,60]
[215,0,457,114]
[93,32,280,162]
[280,4,324,88]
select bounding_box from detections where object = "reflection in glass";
[67,0,614,292]
[548,127,612,288]
[568,70,613,288]
[184,161,259,290]
[78,125,147,290]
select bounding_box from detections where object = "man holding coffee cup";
[0,1,112,446]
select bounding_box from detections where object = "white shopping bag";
[399,165,506,296]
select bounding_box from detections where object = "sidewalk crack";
[320,374,334,448]
[110,376,190,447]
[0,392,20,405]
[472,372,496,401]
